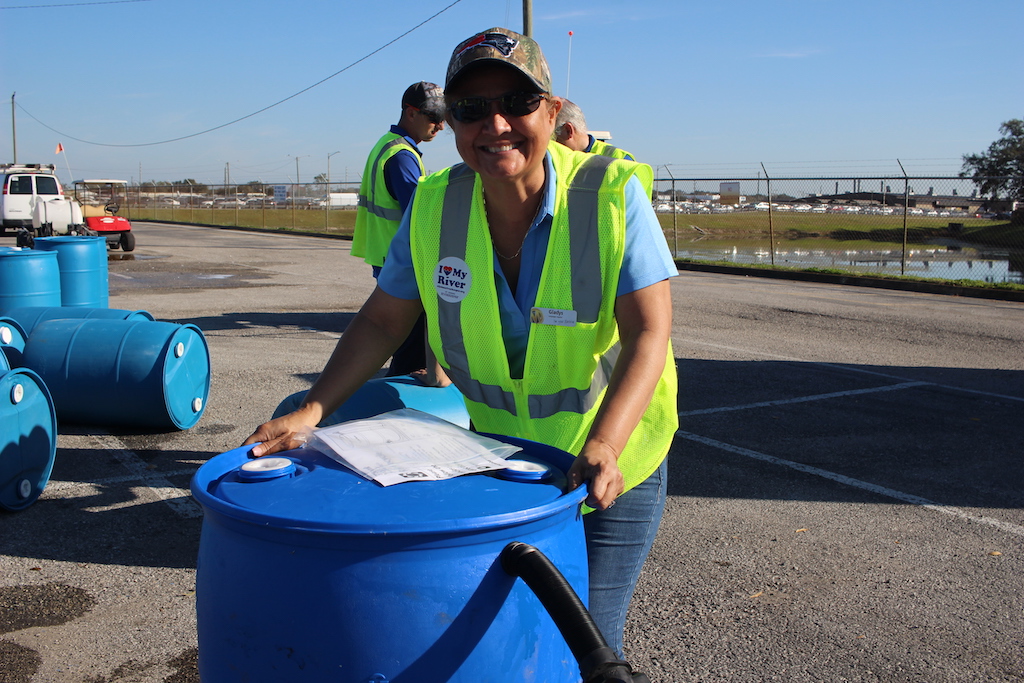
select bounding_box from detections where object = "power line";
[14,0,465,147]
[1,0,152,9]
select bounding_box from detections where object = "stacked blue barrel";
[1,240,211,511]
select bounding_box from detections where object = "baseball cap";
[402,81,446,120]
[445,27,552,94]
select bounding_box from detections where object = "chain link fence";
[654,176,1023,284]
[123,176,1023,285]
[124,182,362,235]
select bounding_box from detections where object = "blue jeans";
[583,458,668,657]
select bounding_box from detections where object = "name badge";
[530,307,577,327]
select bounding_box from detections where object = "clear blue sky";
[3,0,1022,186]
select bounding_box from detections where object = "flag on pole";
[55,142,64,154]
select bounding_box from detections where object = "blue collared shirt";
[378,153,677,376]
[383,125,424,212]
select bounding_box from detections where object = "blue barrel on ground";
[0,317,28,368]
[274,375,471,429]
[3,306,154,338]
[33,235,109,308]
[23,318,210,430]
[0,249,61,313]
[191,435,588,683]
[0,368,57,511]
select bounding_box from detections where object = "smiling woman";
[244,26,680,659]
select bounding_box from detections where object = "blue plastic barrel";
[22,318,210,429]
[33,235,109,308]
[274,375,471,429]
[0,249,61,313]
[191,434,588,683]
[0,368,57,511]
[0,316,28,368]
[3,306,154,337]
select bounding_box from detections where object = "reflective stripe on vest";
[528,340,620,420]
[357,138,412,223]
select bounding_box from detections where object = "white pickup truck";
[1,163,84,246]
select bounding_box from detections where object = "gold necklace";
[484,192,541,261]
[493,234,528,261]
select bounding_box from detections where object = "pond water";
[674,241,1024,285]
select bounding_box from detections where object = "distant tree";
[174,179,208,194]
[237,180,267,196]
[961,119,1024,206]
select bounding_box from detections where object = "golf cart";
[73,179,135,251]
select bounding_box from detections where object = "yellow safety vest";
[352,132,423,267]
[588,139,653,198]
[588,138,635,162]
[410,142,677,496]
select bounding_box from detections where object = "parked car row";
[137,196,352,209]
[653,200,973,217]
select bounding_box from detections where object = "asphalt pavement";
[1,222,1022,683]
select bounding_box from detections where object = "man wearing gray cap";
[352,81,446,377]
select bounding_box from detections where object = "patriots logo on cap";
[459,31,518,57]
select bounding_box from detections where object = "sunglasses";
[449,92,549,124]
[409,106,443,125]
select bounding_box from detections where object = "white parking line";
[45,469,199,494]
[84,434,204,519]
[678,381,929,417]
[675,430,1024,538]
[677,337,1024,403]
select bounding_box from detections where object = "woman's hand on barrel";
[566,441,625,511]
[242,410,319,457]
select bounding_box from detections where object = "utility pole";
[523,0,533,37]
[10,93,16,164]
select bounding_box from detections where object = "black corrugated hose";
[500,541,652,683]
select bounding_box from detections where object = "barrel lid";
[161,324,210,429]
[237,457,296,481]
[191,434,585,535]
[0,368,57,511]
[495,457,555,482]
[0,317,27,350]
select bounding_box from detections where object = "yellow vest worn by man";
[588,138,634,161]
[588,138,653,197]
[409,142,677,496]
[351,132,423,267]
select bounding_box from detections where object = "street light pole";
[291,154,309,203]
[326,151,340,229]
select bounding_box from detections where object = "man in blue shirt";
[352,81,446,377]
